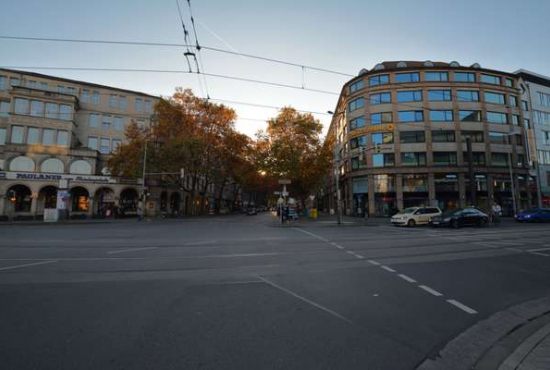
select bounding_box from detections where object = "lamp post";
[328,110,344,225]
[502,131,521,216]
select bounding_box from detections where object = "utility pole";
[508,152,517,215]
[141,141,148,220]
[466,137,476,206]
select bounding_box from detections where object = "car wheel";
[407,219,416,227]
[451,219,459,229]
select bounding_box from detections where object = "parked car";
[391,207,442,227]
[514,208,550,222]
[429,207,489,228]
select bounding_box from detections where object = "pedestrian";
[491,202,502,226]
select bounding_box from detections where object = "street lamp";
[502,131,522,216]
[328,110,344,225]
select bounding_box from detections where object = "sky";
[2,0,550,137]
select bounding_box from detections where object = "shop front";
[435,174,459,211]
[373,174,396,217]
[402,174,429,208]
[352,177,368,217]
[492,174,514,216]
[465,174,489,211]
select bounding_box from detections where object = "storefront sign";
[0,171,140,185]
[364,124,394,134]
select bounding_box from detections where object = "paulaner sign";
[0,171,141,185]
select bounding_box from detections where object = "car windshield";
[400,207,419,214]
[442,208,462,217]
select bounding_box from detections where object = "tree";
[255,107,333,206]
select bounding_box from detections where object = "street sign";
[274,191,281,195]
[278,179,291,185]
[282,191,289,196]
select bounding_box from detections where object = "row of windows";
[6,156,92,175]
[537,150,550,165]
[538,92,550,108]
[364,72,514,88]
[351,151,521,170]
[0,75,154,112]
[88,113,133,132]
[533,110,550,126]
[348,131,522,146]
[348,110,526,130]
[365,90,516,105]
[0,126,70,147]
[10,98,73,121]
[87,136,121,155]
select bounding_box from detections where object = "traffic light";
[374,143,382,153]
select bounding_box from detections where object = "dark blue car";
[514,208,550,222]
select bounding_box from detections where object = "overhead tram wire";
[185,0,210,99]
[0,35,354,77]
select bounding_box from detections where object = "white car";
[391,207,442,227]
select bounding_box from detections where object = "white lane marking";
[0,260,57,271]
[257,276,352,324]
[418,285,443,297]
[346,250,356,256]
[354,253,365,259]
[292,227,329,242]
[446,299,478,315]
[107,247,159,255]
[398,274,417,283]
[527,247,550,252]
[528,251,550,257]
[381,265,396,273]
[368,260,381,266]
[331,242,345,250]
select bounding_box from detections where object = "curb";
[416,296,550,370]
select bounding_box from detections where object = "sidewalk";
[497,320,550,370]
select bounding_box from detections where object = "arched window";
[9,156,35,172]
[69,160,92,175]
[41,158,64,173]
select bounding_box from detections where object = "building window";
[14,98,29,115]
[533,111,550,126]
[395,72,420,83]
[372,132,394,144]
[509,95,518,107]
[370,93,391,105]
[373,153,395,167]
[119,96,127,110]
[41,158,64,174]
[543,131,550,145]
[461,131,484,143]
[42,129,56,146]
[70,160,92,175]
[398,111,424,123]
[40,82,48,90]
[30,100,44,117]
[524,118,530,129]
[102,115,111,132]
[463,152,486,166]
[10,77,20,87]
[112,139,122,152]
[432,131,455,142]
[350,135,366,149]
[349,80,365,93]
[27,127,40,144]
[517,154,525,167]
[11,125,24,143]
[0,101,10,117]
[57,130,69,146]
[487,111,508,125]
[349,97,366,111]
[81,89,90,103]
[86,113,99,128]
[515,134,524,146]
[114,116,124,131]
[402,175,428,192]
[522,100,529,111]
[100,138,110,154]
[511,115,520,126]
[481,74,501,85]
[57,85,65,93]
[59,105,72,120]
[88,137,98,150]
[485,91,506,105]
[401,152,427,166]
[539,92,550,108]
[427,90,451,101]
[456,90,479,101]
[350,116,366,130]
[109,94,118,108]
[370,112,392,125]
[433,152,457,166]
[429,110,453,122]
[492,152,509,166]
[425,72,448,82]
[400,131,425,143]
[9,156,35,172]
[135,98,143,112]
[397,90,422,102]
[66,87,76,95]
[505,78,514,88]
[538,150,550,165]
[0,76,6,89]
[459,110,481,122]
[27,80,37,88]
[45,103,58,119]
[351,157,361,170]
[368,74,390,86]
[0,128,6,145]
[489,132,509,144]
[92,91,100,104]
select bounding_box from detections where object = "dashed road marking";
[354,253,365,259]
[292,228,329,242]
[257,275,353,324]
[446,299,478,314]
[418,285,443,297]
[398,274,417,283]
[368,260,381,266]
[0,260,58,271]
[381,265,396,273]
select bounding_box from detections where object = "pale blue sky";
[2,0,550,137]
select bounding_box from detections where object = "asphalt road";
[1,214,550,369]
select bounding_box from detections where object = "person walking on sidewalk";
[491,202,502,226]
